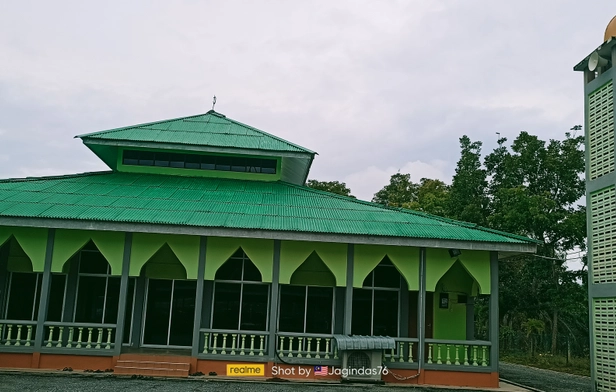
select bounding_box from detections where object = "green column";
[34,229,55,350]
[267,240,281,359]
[489,251,499,371]
[114,233,132,355]
[344,244,354,335]
[191,237,207,357]
[417,247,427,369]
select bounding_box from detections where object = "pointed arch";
[435,260,478,295]
[425,248,490,294]
[129,233,199,278]
[205,237,274,282]
[290,251,336,287]
[140,243,187,280]
[279,241,346,286]
[0,226,48,272]
[51,229,124,275]
[6,237,33,273]
[354,245,419,290]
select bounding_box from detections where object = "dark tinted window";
[123,150,277,175]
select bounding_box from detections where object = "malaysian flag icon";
[314,365,328,376]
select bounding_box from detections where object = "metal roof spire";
[212,95,217,111]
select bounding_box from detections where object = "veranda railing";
[383,337,419,365]
[199,328,268,358]
[425,339,491,368]
[276,332,339,362]
[0,320,37,348]
[42,322,117,354]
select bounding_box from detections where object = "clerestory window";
[122,150,277,174]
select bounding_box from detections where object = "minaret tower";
[574,16,616,392]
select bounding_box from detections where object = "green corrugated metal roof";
[76,111,315,154]
[0,172,536,244]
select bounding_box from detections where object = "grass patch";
[501,352,590,377]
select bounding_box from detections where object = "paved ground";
[0,372,492,392]
[0,363,593,392]
[499,362,591,392]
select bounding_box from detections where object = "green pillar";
[34,229,55,350]
[114,232,132,355]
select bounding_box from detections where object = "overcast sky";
[0,2,612,208]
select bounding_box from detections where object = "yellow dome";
[605,15,616,42]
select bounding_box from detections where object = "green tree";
[484,131,586,355]
[448,136,489,225]
[306,180,355,198]
[372,172,418,207]
[403,178,450,217]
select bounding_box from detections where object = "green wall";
[130,233,200,278]
[354,245,419,290]
[0,226,48,272]
[205,237,274,282]
[280,241,346,286]
[51,229,125,275]
[425,248,490,294]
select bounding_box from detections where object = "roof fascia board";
[82,140,315,159]
[0,217,537,254]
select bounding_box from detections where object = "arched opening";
[211,248,269,331]
[141,244,195,347]
[1,236,41,321]
[279,252,336,334]
[432,260,478,341]
[72,240,120,324]
[352,256,402,337]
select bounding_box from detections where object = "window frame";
[210,250,270,332]
[73,247,120,324]
[277,284,336,335]
[352,259,402,337]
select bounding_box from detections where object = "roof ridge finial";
[212,95,217,111]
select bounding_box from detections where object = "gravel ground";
[499,362,591,392]
[0,372,485,392]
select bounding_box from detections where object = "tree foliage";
[369,130,588,359]
[372,173,418,207]
[306,180,355,198]
[447,135,489,225]
[403,178,450,217]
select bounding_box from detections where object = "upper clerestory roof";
[76,110,316,155]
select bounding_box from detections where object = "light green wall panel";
[130,233,199,278]
[51,229,125,275]
[354,245,419,290]
[425,248,490,294]
[0,226,48,272]
[289,252,336,287]
[280,241,347,286]
[425,249,456,292]
[205,237,274,282]
[458,250,490,294]
[144,244,187,280]
[433,299,467,340]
